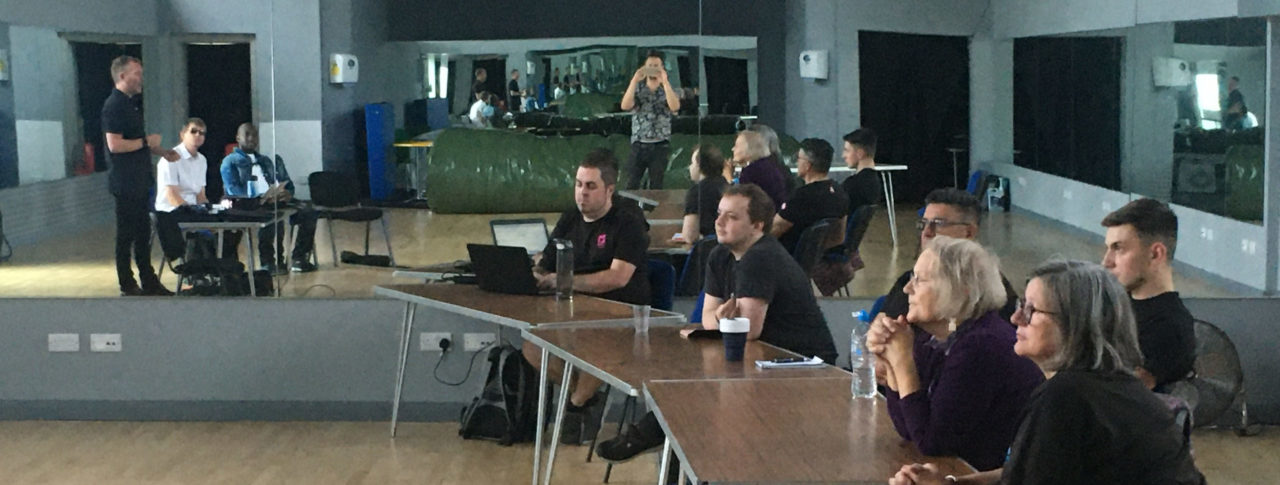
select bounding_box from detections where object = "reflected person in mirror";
[620,51,680,189]
[103,55,179,296]
[219,123,318,274]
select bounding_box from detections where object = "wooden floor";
[0,421,1271,484]
[0,206,1252,298]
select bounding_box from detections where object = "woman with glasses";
[868,236,1043,472]
[890,261,1205,485]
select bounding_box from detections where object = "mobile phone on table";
[771,357,806,364]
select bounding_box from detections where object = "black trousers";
[114,195,160,290]
[224,208,318,265]
[626,141,671,190]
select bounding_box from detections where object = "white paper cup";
[718,317,750,334]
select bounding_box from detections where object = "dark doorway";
[1013,37,1122,190]
[859,31,970,203]
[187,43,251,200]
[704,56,748,115]
[72,42,143,175]
[472,58,507,109]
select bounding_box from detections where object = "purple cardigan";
[882,311,1044,471]
[738,156,788,210]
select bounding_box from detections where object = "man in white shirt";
[468,92,493,128]
[154,118,209,263]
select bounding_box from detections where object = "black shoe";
[290,259,317,273]
[596,423,665,463]
[142,285,175,296]
[120,285,144,297]
[262,263,288,276]
[559,392,607,445]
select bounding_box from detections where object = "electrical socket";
[419,332,451,351]
[89,333,122,352]
[464,333,497,352]
[48,333,80,352]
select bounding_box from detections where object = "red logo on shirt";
[597,234,607,248]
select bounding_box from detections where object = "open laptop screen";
[490,219,549,255]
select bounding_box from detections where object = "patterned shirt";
[630,82,673,143]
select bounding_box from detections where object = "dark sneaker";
[290,259,317,273]
[558,392,607,445]
[262,263,287,276]
[120,285,144,297]
[596,423,664,463]
[142,285,175,296]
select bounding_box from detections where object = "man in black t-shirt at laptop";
[102,55,180,296]
[772,138,849,254]
[597,183,838,464]
[520,148,650,445]
[1102,198,1196,392]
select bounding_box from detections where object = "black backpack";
[459,344,541,445]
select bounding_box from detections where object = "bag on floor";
[459,343,540,445]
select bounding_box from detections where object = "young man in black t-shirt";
[1102,198,1196,392]
[102,56,180,296]
[521,148,650,445]
[772,138,848,254]
[840,128,883,215]
[597,184,838,464]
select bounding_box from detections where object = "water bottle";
[850,319,877,399]
[554,238,573,301]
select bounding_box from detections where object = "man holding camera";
[620,51,680,190]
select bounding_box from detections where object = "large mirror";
[1013,17,1266,224]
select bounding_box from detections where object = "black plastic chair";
[675,236,719,297]
[648,259,676,311]
[308,171,395,267]
[791,218,840,275]
[825,205,877,296]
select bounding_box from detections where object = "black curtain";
[1014,37,1122,190]
[473,58,508,108]
[704,56,748,115]
[858,31,969,202]
[187,43,251,201]
[72,42,143,175]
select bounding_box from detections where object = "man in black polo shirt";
[771,138,849,254]
[102,55,179,296]
[521,148,650,445]
[597,184,838,464]
[1102,198,1196,392]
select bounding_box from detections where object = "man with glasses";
[770,138,848,254]
[872,188,1019,325]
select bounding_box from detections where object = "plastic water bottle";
[850,319,877,399]
[554,239,573,301]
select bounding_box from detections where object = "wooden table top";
[522,325,847,395]
[374,284,684,330]
[645,378,974,484]
[648,224,691,255]
[621,189,685,224]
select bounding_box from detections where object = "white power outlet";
[1062,189,1073,200]
[89,333,122,352]
[419,332,451,351]
[464,333,497,352]
[48,333,80,352]
[1102,201,1112,212]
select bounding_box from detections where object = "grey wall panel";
[0,0,157,36]
[0,172,113,246]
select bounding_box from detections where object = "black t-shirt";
[1000,370,1205,485]
[507,79,521,107]
[102,88,151,198]
[1131,292,1197,389]
[880,268,1019,322]
[704,235,838,362]
[841,168,883,215]
[683,176,727,238]
[538,202,650,305]
[777,179,848,253]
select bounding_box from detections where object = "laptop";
[466,243,554,295]
[489,218,549,256]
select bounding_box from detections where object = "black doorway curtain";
[187,43,251,201]
[859,31,969,202]
[1013,37,1122,190]
[704,56,748,115]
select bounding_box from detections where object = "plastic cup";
[632,304,651,334]
[719,317,751,361]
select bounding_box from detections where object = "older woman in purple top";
[869,236,1043,471]
[731,130,789,210]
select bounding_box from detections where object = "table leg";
[246,230,257,296]
[880,172,899,247]
[216,230,224,259]
[390,302,416,437]
[531,348,550,485]
[657,438,673,485]
[678,467,687,485]
[542,362,574,485]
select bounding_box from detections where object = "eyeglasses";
[1014,298,1057,323]
[916,218,972,232]
[189,128,206,135]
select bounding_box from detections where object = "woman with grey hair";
[869,236,1043,471]
[890,260,1205,485]
[746,123,798,195]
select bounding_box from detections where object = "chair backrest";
[792,218,838,274]
[844,205,877,254]
[647,259,676,311]
[965,169,988,195]
[676,236,719,297]
[309,171,360,207]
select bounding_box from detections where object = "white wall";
[8,26,77,184]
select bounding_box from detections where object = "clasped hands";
[866,313,916,391]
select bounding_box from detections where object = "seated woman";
[890,261,1205,485]
[870,236,1043,471]
[679,144,729,243]
[731,129,788,210]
